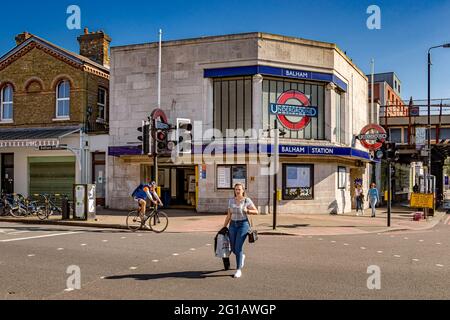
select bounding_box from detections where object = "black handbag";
[245,198,258,243]
[248,228,258,243]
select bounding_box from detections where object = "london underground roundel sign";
[271,90,317,131]
[358,124,387,151]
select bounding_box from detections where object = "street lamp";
[427,43,450,193]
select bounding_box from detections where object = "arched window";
[56,80,70,118]
[1,85,13,121]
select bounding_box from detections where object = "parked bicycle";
[126,204,169,233]
[1,193,27,218]
[36,194,64,220]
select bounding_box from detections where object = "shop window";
[213,77,252,137]
[338,166,347,190]
[217,165,247,189]
[1,85,13,121]
[282,164,314,200]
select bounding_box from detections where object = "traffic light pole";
[387,160,392,227]
[152,120,158,186]
[273,120,279,230]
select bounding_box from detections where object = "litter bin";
[61,196,70,220]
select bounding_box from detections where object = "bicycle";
[36,194,63,220]
[126,203,169,233]
[1,193,27,218]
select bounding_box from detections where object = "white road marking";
[8,231,32,235]
[100,276,106,279]
[412,259,419,262]
[190,248,196,251]
[436,243,442,245]
[436,264,444,268]
[152,260,159,263]
[318,238,323,241]
[64,288,75,292]
[360,247,366,250]
[81,244,87,246]
[57,248,64,251]
[331,241,336,243]
[173,253,179,256]
[419,240,424,242]
[27,254,35,257]
[394,255,401,258]
[129,267,138,270]
[206,244,212,246]
[404,237,409,240]
[377,251,383,254]
[0,231,84,243]
[102,240,108,243]
[344,243,349,246]
[121,237,127,239]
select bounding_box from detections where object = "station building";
[108,32,372,214]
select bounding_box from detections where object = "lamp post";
[427,44,450,193]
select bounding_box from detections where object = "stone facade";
[108,33,371,214]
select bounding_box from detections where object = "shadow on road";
[105,270,231,280]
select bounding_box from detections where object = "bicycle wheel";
[10,207,27,218]
[126,210,143,232]
[37,207,48,220]
[149,211,169,233]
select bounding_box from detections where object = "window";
[263,78,325,140]
[1,85,13,121]
[398,84,401,94]
[213,77,252,137]
[217,165,247,189]
[56,80,70,118]
[335,91,346,144]
[283,164,314,200]
[389,128,402,143]
[338,166,347,190]
[97,88,107,120]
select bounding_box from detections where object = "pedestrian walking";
[367,183,380,218]
[355,184,364,216]
[223,183,259,278]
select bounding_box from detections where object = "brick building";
[0,29,110,205]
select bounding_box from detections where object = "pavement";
[1,219,449,300]
[0,206,447,236]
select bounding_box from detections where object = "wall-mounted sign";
[272,90,318,131]
[270,103,318,117]
[357,124,387,151]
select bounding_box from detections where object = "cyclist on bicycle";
[132,181,163,221]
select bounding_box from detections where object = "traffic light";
[155,129,169,155]
[382,142,399,162]
[176,118,193,154]
[137,121,150,155]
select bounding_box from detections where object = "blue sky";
[1,0,449,100]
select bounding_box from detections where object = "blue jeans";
[369,198,378,217]
[229,220,250,270]
[356,197,363,212]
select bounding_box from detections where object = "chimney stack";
[77,29,111,67]
[15,32,32,45]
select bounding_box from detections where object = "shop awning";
[0,126,81,148]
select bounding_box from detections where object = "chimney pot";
[15,32,32,45]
